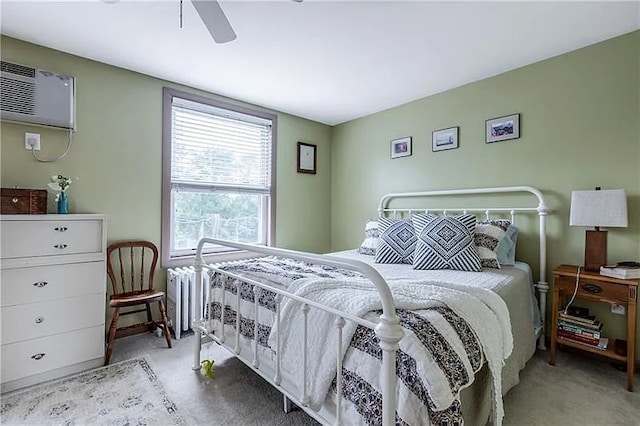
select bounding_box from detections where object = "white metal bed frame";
[191,186,549,426]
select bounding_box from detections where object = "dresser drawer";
[1,261,105,307]
[1,326,104,383]
[556,275,629,304]
[1,219,102,259]
[1,294,105,345]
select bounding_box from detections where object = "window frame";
[161,87,277,268]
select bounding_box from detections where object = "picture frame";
[297,141,317,174]
[390,136,412,159]
[486,113,520,143]
[432,126,459,152]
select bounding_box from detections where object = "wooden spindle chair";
[104,240,172,365]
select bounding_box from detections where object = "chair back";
[106,240,159,296]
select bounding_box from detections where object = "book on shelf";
[560,320,603,332]
[558,334,609,351]
[558,323,601,339]
[599,265,640,279]
[558,330,600,345]
[558,310,598,325]
[557,316,602,331]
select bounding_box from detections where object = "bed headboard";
[377,185,550,350]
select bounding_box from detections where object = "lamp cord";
[563,265,581,314]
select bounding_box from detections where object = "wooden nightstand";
[549,265,638,391]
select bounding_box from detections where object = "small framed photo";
[390,136,412,159]
[432,127,459,152]
[486,113,520,143]
[297,141,317,174]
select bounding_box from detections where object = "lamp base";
[584,230,607,272]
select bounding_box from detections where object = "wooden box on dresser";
[0,214,107,393]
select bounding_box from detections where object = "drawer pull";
[54,226,68,232]
[582,284,603,294]
[11,197,19,204]
[54,244,68,249]
[33,281,48,288]
[35,316,44,324]
[30,353,46,361]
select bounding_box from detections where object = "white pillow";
[356,219,379,256]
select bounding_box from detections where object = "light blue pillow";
[496,225,519,266]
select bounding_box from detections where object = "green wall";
[0,36,332,256]
[331,31,640,353]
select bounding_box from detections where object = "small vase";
[57,192,69,214]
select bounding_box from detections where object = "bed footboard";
[192,238,404,426]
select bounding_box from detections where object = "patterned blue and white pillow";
[475,219,511,269]
[357,219,379,256]
[412,213,482,271]
[374,217,416,264]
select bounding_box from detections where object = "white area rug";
[1,357,184,425]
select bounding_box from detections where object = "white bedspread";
[269,275,513,425]
[335,249,542,328]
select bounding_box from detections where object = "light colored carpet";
[111,333,640,425]
[0,357,185,425]
[4,332,639,425]
[110,332,317,425]
[501,350,640,426]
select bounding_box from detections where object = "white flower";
[48,182,62,191]
[47,174,75,194]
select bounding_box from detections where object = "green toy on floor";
[201,359,215,378]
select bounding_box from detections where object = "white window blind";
[171,97,272,192]
[163,92,275,264]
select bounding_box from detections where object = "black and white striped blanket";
[208,257,512,425]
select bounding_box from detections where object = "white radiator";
[166,267,210,339]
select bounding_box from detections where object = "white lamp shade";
[569,189,628,227]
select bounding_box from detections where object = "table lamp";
[569,188,628,271]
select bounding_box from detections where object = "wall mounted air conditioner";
[0,61,75,130]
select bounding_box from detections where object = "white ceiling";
[1,1,639,125]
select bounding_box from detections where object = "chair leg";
[105,308,120,365]
[158,299,173,348]
[146,303,154,332]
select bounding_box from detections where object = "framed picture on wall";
[297,141,317,174]
[390,136,412,159]
[486,113,520,143]
[432,127,459,152]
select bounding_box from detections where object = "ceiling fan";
[189,0,237,44]
[101,0,302,44]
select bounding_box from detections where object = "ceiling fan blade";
[191,0,237,44]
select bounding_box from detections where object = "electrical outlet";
[25,133,41,151]
[611,304,625,315]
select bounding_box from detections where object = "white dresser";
[0,214,107,393]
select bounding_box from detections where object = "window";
[162,88,276,266]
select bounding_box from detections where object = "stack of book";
[557,310,608,350]
[599,264,640,279]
